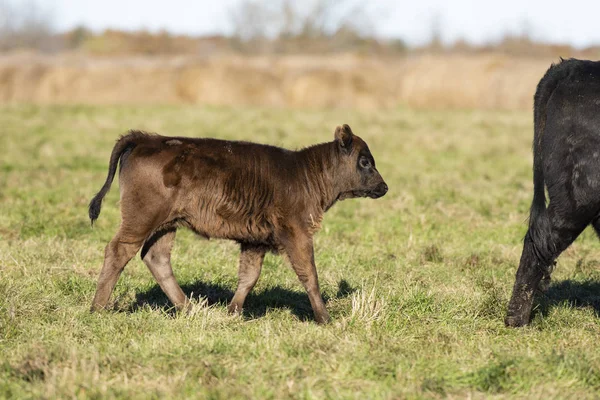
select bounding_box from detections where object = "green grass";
[2,104,600,398]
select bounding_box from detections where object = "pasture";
[1,105,600,398]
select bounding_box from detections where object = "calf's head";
[333,124,388,200]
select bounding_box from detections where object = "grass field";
[2,105,600,399]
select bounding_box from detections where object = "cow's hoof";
[505,314,529,327]
[539,276,551,293]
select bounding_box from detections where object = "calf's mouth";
[368,182,388,199]
[338,182,388,200]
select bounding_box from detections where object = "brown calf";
[89,124,387,323]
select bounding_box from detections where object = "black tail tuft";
[89,195,103,225]
[527,195,553,267]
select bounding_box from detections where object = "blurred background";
[1,0,600,110]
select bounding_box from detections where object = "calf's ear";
[334,124,354,153]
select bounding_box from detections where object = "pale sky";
[19,0,600,48]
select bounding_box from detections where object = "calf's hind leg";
[505,204,591,327]
[142,228,189,311]
[91,228,145,311]
[228,244,267,315]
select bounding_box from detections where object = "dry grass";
[350,284,387,325]
[0,53,552,110]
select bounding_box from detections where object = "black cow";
[506,58,600,327]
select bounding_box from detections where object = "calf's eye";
[359,157,371,169]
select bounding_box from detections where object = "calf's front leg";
[228,243,267,315]
[280,229,330,324]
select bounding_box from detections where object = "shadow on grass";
[129,279,357,321]
[533,279,600,318]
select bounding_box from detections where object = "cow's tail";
[88,131,144,225]
[528,59,572,265]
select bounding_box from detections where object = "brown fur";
[89,124,387,323]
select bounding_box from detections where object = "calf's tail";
[88,132,142,225]
[528,59,572,266]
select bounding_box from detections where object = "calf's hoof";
[176,301,193,315]
[90,303,106,313]
[227,302,242,315]
[314,310,330,325]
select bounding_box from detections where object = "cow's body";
[89,125,387,323]
[506,59,600,326]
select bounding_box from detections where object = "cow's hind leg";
[91,229,145,311]
[141,228,189,311]
[228,243,267,315]
[506,203,592,327]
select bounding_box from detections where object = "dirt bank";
[0,52,552,109]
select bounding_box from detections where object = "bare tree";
[0,0,56,52]
[229,0,379,53]
[426,12,444,52]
